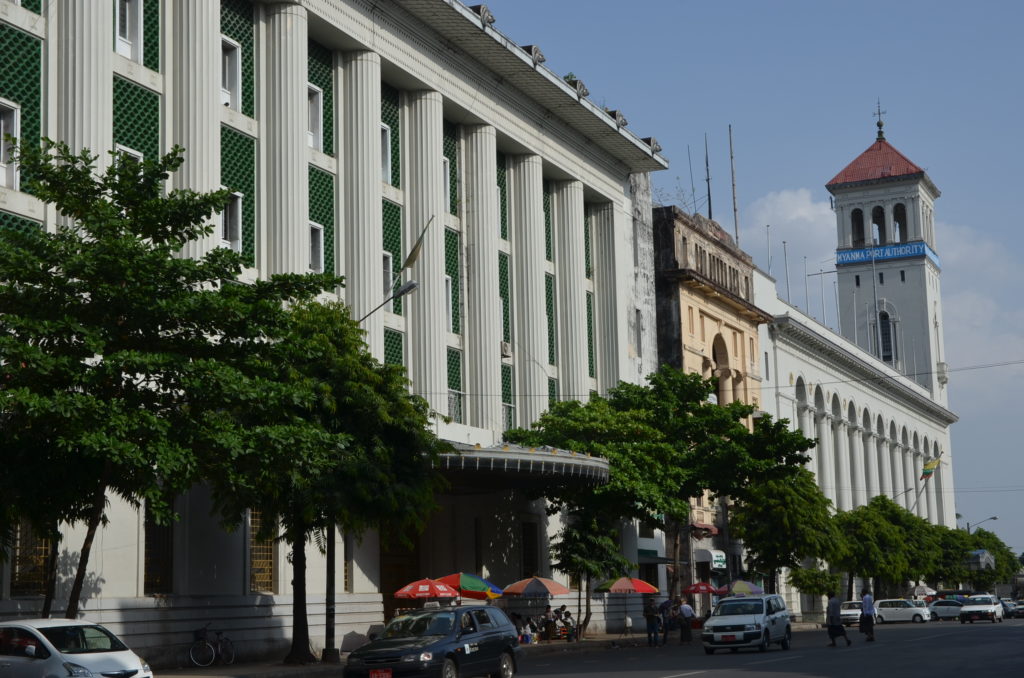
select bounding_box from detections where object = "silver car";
[0,618,153,678]
[928,599,963,621]
[874,599,930,623]
[701,594,792,654]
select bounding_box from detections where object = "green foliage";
[968,528,1019,592]
[788,566,841,598]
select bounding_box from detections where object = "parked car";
[700,594,792,654]
[874,599,930,623]
[928,599,963,621]
[1015,602,1024,619]
[839,600,865,626]
[343,604,521,678]
[0,618,153,678]
[960,594,1003,623]
[999,599,1016,618]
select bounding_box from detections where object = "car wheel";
[758,632,769,652]
[931,613,938,621]
[492,652,515,678]
[781,628,791,650]
[442,658,459,678]
[704,647,715,655]
[912,614,923,623]
[876,616,885,624]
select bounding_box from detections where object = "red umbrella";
[683,581,718,594]
[503,576,571,597]
[394,578,459,599]
[595,577,659,594]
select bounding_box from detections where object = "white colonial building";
[0,0,666,664]
[755,121,958,616]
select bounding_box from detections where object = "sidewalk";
[156,625,823,677]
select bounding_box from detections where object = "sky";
[487,0,1024,556]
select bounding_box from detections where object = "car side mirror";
[24,644,36,658]
[368,632,380,641]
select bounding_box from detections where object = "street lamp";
[966,516,997,534]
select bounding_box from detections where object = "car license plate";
[369,670,392,678]
[971,614,980,620]
[722,634,736,641]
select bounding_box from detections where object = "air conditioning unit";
[500,341,512,358]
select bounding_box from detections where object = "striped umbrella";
[503,576,571,597]
[394,578,459,599]
[436,572,504,600]
[595,577,659,594]
[683,581,718,594]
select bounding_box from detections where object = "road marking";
[659,672,706,678]
[903,632,954,642]
[745,654,804,665]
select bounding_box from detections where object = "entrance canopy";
[438,441,609,493]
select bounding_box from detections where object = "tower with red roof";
[826,117,948,405]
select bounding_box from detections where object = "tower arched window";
[872,206,887,245]
[851,209,865,248]
[879,311,896,363]
[894,203,907,243]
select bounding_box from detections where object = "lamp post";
[966,516,998,534]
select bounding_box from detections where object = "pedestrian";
[658,596,673,646]
[677,596,696,644]
[643,598,661,647]
[826,591,852,647]
[859,587,876,642]
[543,605,557,644]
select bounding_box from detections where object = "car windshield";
[911,601,926,607]
[841,602,861,610]
[39,625,128,654]
[968,597,994,605]
[384,611,455,638]
[714,600,764,616]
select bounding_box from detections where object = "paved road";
[517,618,1024,677]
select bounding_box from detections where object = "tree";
[787,565,841,614]
[0,140,334,618]
[203,300,448,663]
[729,466,841,593]
[923,525,973,588]
[968,528,1018,593]
[832,503,907,599]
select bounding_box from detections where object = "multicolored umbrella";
[502,576,571,597]
[595,576,659,594]
[436,572,504,600]
[683,581,718,594]
[723,580,763,596]
[394,578,459,599]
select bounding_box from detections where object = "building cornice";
[662,268,773,324]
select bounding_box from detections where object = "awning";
[637,548,676,565]
[694,549,727,571]
[436,441,610,493]
[691,522,719,535]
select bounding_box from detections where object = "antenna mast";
[704,133,712,220]
[729,124,739,244]
[687,145,697,214]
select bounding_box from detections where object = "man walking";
[826,591,852,647]
[644,598,661,647]
[860,587,876,642]
[658,597,673,646]
[677,597,696,645]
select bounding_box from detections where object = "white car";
[873,599,930,623]
[701,594,792,654]
[959,594,1003,623]
[928,599,963,621]
[0,618,153,678]
[840,601,865,626]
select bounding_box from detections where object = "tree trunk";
[670,521,682,598]
[284,535,316,664]
[768,569,777,594]
[41,528,60,618]
[575,578,583,639]
[66,479,108,619]
[846,571,855,601]
[581,574,592,639]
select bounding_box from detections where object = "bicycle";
[189,623,235,667]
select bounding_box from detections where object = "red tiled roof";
[826,138,924,187]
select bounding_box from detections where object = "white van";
[700,594,792,654]
[0,618,153,678]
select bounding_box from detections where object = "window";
[442,156,451,211]
[114,143,143,165]
[879,272,884,285]
[115,0,143,62]
[220,192,242,252]
[855,274,860,287]
[634,309,643,358]
[144,505,173,595]
[309,222,324,273]
[221,37,241,110]
[382,251,394,297]
[249,509,275,593]
[688,307,694,335]
[307,84,323,151]
[380,123,392,184]
[444,274,454,331]
[900,270,906,282]
[638,521,655,538]
[0,103,19,190]
[520,522,539,578]
[764,351,770,380]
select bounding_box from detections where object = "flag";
[920,456,941,481]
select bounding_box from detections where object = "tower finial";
[874,99,886,140]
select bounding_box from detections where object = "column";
[878,436,893,499]
[834,419,851,511]
[849,425,866,506]
[265,3,309,275]
[173,0,221,259]
[405,91,446,414]
[462,125,502,430]
[590,203,619,393]
[863,430,879,500]
[553,180,588,399]
[717,368,734,405]
[343,51,383,356]
[510,154,548,426]
[798,405,818,481]
[901,446,915,512]
[816,412,836,506]
[925,463,939,525]
[57,0,113,168]
[912,454,926,519]
[891,441,906,508]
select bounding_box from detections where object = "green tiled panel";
[496,151,508,240]
[113,76,160,161]
[384,329,404,366]
[501,364,513,404]
[308,41,334,156]
[0,24,41,193]
[443,121,458,215]
[0,210,41,235]
[444,228,461,334]
[446,347,462,390]
[584,211,593,279]
[381,83,400,187]
[20,0,41,13]
[382,199,403,314]
[586,292,595,379]
[143,0,161,72]
[308,166,335,275]
[221,0,255,118]
[543,181,553,261]
[498,251,511,343]
[548,377,559,408]
[220,126,256,266]
[545,273,557,366]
